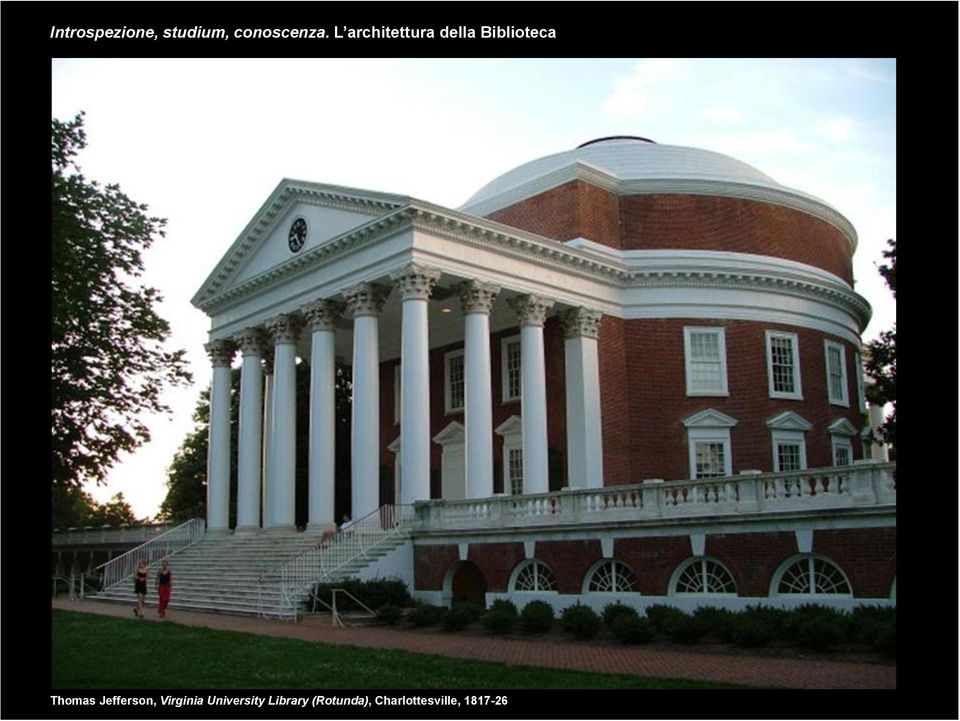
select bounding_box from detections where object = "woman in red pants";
[156,560,172,617]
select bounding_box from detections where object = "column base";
[205,527,232,538]
[306,523,337,534]
[233,525,261,536]
[262,524,298,535]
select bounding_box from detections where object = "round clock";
[288,217,307,253]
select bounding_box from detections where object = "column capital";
[391,263,441,301]
[456,280,500,315]
[234,328,268,357]
[508,294,554,327]
[205,339,236,367]
[303,299,345,332]
[560,307,603,339]
[265,313,303,345]
[343,283,391,318]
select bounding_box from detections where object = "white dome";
[460,136,783,212]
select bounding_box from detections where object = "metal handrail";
[95,518,205,591]
[258,505,413,620]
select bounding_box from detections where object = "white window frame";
[682,409,738,480]
[824,340,849,407]
[771,430,807,472]
[854,351,867,413]
[496,415,524,495]
[443,348,465,414]
[765,330,803,400]
[771,554,853,597]
[501,334,522,403]
[669,557,738,596]
[828,417,857,467]
[509,559,558,593]
[683,326,729,396]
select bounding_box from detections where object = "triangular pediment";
[766,411,813,431]
[682,408,738,428]
[433,421,465,446]
[192,179,408,309]
[495,414,523,437]
[828,417,858,436]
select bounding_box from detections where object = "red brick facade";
[415,526,895,600]
[486,181,853,284]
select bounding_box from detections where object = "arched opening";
[448,561,487,607]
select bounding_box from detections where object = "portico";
[194,183,609,533]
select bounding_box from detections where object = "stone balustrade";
[51,522,176,546]
[414,462,896,532]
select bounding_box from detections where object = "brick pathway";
[52,599,895,689]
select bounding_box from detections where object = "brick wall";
[706,532,798,597]
[534,539,603,594]
[813,528,897,598]
[615,536,691,595]
[467,542,526,593]
[619,194,853,284]
[413,544,459,590]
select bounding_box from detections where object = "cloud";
[699,107,745,123]
[818,117,855,141]
[601,59,688,118]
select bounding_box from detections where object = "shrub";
[375,604,403,625]
[408,603,447,627]
[728,606,785,647]
[312,578,413,611]
[443,603,482,632]
[874,624,896,657]
[561,604,601,639]
[602,602,637,626]
[848,606,896,645]
[482,600,518,635]
[691,606,735,640]
[644,605,688,634]
[520,601,555,634]
[784,605,849,650]
[611,615,654,645]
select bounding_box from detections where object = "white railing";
[415,462,897,531]
[259,505,413,620]
[95,518,206,591]
[52,522,176,546]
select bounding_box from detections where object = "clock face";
[288,218,307,253]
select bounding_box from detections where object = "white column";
[260,350,273,528]
[509,294,554,495]
[392,264,441,506]
[344,283,390,520]
[561,308,604,489]
[457,280,499,499]
[265,314,301,530]
[303,299,343,531]
[868,402,890,462]
[204,340,235,534]
[234,330,265,533]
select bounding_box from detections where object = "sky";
[50,58,897,519]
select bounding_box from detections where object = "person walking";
[133,560,148,618]
[156,560,173,617]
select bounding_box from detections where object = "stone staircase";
[92,530,409,618]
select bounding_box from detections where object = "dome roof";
[461,137,781,211]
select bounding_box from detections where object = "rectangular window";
[684,327,729,396]
[766,331,803,400]
[771,430,807,472]
[833,442,851,467]
[501,335,522,403]
[444,349,465,413]
[776,443,803,472]
[854,351,867,413]
[508,447,523,495]
[694,442,727,479]
[824,341,849,406]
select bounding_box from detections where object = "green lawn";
[52,610,741,689]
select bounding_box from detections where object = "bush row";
[374,598,894,656]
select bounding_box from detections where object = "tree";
[864,239,896,447]
[51,113,192,488]
[52,485,138,529]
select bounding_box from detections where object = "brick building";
[189,137,895,614]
